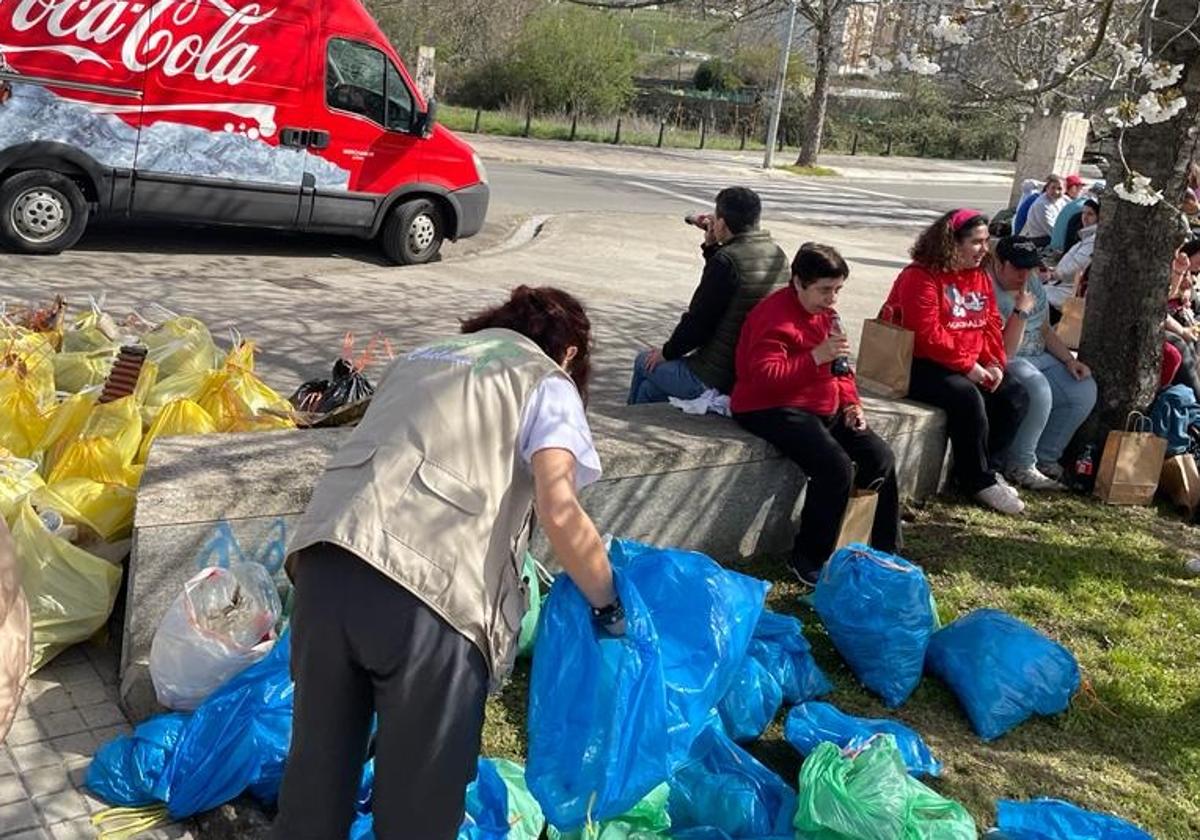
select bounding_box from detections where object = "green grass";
[779,164,840,177]
[439,104,771,154]
[482,493,1200,838]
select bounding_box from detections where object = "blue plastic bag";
[86,713,188,806]
[783,701,942,778]
[528,539,768,830]
[716,657,783,743]
[669,726,796,839]
[995,798,1152,839]
[925,610,1080,741]
[746,611,832,704]
[461,759,545,840]
[527,567,668,829]
[812,544,936,708]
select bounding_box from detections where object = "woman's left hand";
[1067,359,1091,381]
[843,404,868,431]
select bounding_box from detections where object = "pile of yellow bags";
[0,301,296,671]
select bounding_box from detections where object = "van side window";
[327,39,385,125]
[385,62,415,133]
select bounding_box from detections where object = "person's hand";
[643,347,663,372]
[983,365,1005,391]
[843,404,868,431]
[966,363,989,385]
[1067,359,1091,380]
[1014,289,1036,314]
[702,216,722,247]
[811,333,851,366]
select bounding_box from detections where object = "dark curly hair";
[461,285,593,403]
[910,209,988,272]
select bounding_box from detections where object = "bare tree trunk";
[1080,0,1200,438]
[796,14,834,167]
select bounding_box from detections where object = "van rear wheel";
[0,169,89,255]
[380,197,444,265]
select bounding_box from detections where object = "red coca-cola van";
[0,0,488,264]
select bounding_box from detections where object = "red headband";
[950,208,983,231]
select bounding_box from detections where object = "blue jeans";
[627,350,710,404]
[1003,352,1097,469]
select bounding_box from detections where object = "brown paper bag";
[856,307,915,399]
[1159,453,1200,514]
[1056,296,1085,351]
[833,477,882,551]
[1094,412,1169,505]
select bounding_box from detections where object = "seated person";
[1047,198,1099,311]
[1012,179,1042,238]
[1018,175,1067,246]
[732,243,899,588]
[628,187,789,404]
[989,236,1097,488]
[1048,174,1087,252]
[883,209,1029,515]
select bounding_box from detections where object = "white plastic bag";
[149,563,282,711]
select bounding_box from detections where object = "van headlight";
[472,152,488,185]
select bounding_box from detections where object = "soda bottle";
[830,314,852,377]
[1074,444,1095,478]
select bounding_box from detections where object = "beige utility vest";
[288,328,567,687]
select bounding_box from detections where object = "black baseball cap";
[995,236,1045,269]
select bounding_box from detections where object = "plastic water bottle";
[830,314,852,377]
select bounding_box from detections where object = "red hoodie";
[731,286,860,415]
[882,263,1006,374]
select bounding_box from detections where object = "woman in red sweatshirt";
[732,243,899,588]
[882,208,1029,515]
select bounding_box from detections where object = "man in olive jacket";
[628,186,790,404]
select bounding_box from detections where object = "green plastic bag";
[548,783,671,839]
[517,551,544,658]
[488,759,545,840]
[794,736,975,840]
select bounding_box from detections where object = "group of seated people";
[627,186,1108,587]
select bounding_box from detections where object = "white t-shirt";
[518,376,602,490]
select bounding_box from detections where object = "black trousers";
[907,359,1029,494]
[735,407,901,575]
[271,543,488,840]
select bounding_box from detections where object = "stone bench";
[118,396,947,719]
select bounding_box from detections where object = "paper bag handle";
[1124,411,1152,433]
[879,304,903,325]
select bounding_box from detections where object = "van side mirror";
[415,99,438,137]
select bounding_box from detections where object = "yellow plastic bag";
[48,397,143,485]
[11,500,122,671]
[144,316,220,379]
[37,392,97,475]
[0,457,44,525]
[0,330,56,409]
[144,368,208,423]
[0,372,49,459]
[29,479,136,543]
[62,301,120,354]
[138,399,216,464]
[198,343,294,432]
[54,349,116,394]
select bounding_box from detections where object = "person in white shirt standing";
[1019,174,1067,246]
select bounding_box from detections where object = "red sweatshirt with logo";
[731,286,860,415]
[882,263,1006,374]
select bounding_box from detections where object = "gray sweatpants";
[271,543,488,840]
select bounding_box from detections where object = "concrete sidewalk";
[469,133,1017,184]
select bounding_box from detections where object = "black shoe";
[789,565,820,590]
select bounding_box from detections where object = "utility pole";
[763,0,798,169]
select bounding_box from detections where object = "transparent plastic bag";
[149,564,281,711]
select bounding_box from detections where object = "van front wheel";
[380,198,444,265]
[0,169,89,255]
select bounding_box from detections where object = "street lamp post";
[763,0,798,170]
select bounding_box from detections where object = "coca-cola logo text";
[2,0,277,85]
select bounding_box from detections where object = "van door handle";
[280,127,309,148]
[308,130,331,150]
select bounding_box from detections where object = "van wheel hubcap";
[408,213,437,252]
[11,187,70,244]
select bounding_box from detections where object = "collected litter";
[783,701,942,778]
[289,333,392,424]
[745,611,831,706]
[992,797,1152,839]
[925,609,1080,741]
[716,656,783,743]
[812,544,937,708]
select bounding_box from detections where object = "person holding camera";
[627,186,789,404]
[732,243,900,588]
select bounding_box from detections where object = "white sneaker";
[1185,557,1200,577]
[976,483,1026,515]
[1006,465,1065,491]
[992,472,1021,498]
